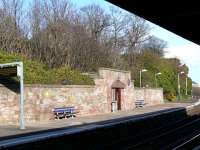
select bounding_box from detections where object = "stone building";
[93,68,135,113]
[0,68,163,125]
[192,83,200,100]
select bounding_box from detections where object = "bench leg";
[55,113,59,120]
[71,114,76,118]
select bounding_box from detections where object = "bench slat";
[52,106,79,119]
[135,100,146,108]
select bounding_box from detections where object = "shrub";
[0,50,94,85]
[164,93,176,101]
[50,66,94,85]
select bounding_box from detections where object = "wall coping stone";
[99,67,131,74]
[82,72,103,79]
[135,87,163,90]
[0,84,95,88]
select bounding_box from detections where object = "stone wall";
[0,85,108,124]
[134,88,164,105]
[0,68,164,125]
[0,86,19,124]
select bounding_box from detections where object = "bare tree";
[0,0,26,53]
[28,0,76,68]
[0,1,158,74]
[109,7,127,51]
[125,15,150,65]
[142,36,167,57]
[81,4,110,41]
[0,0,23,29]
[43,0,74,24]
[28,0,43,59]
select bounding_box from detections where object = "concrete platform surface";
[0,103,192,139]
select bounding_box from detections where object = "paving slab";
[0,103,192,139]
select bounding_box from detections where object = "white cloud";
[164,44,200,83]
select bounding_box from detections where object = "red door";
[115,88,121,110]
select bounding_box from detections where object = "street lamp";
[178,71,184,100]
[155,72,162,88]
[185,75,188,96]
[140,69,147,88]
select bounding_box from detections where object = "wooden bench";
[135,100,146,108]
[52,106,79,119]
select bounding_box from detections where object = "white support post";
[155,74,157,88]
[185,77,188,96]
[178,73,181,100]
[140,70,142,88]
[18,62,25,130]
[0,62,25,129]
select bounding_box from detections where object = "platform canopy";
[0,66,17,77]
[0,62,25,130]
[106,0,200,45]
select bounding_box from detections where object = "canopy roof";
[106,0,200,45]
[0,66,17,77]
[112,80,126,89]
[0,62,20,77]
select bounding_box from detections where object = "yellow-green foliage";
[164,93,176,101]
[123,51,192,99]
[0,50,94,85]
[50,67,94,85]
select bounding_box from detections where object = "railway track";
[128,117,200,149]
[104,115,200,150]
[173,133,200,150]
[96,115,200,150]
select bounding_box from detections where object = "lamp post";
[185,75,188,96]
[140,69,147,88]
[178,71,184,100]
[155,72,162,88]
